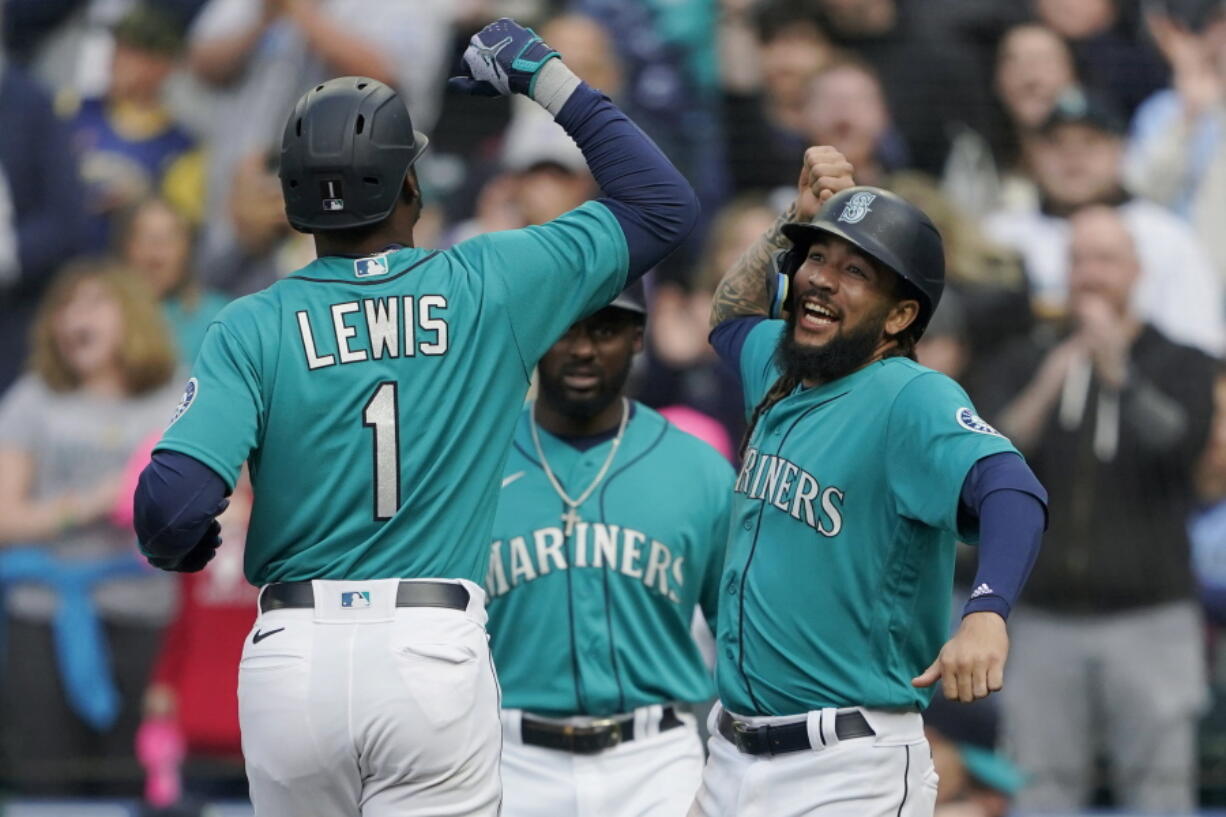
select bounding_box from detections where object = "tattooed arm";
[709,146,855,329]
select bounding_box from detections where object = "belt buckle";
[588,717,621,749]
[731,718,756,754]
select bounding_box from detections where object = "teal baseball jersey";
[485,403,734,716]
[156,201,628,586]
[719,319,1018,716]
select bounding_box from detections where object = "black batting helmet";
[607,280,647,322]
[778,186,945,332]
[279,76,429,233]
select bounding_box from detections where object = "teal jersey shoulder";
[719,321,1018,715]
[486,403,734,716]
[156,202,629,586]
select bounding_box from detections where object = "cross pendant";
[561,507,582,537]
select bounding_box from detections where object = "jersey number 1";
[362,382,401,520]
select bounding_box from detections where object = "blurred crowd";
[2,0,1226,813]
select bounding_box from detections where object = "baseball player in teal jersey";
[132,18,699,817]
[486,284,733,817]
[687,149,1048,817]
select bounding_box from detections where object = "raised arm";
[709,146,854,328]
[451,18,699,279]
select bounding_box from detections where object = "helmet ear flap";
[768,246,804,319]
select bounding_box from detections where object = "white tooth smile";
[802,301,837,320]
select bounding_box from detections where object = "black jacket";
[978,324,1215,612]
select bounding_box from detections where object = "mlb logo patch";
[354,255,390,278]
[340,591,372,608]
[323,198,345,212]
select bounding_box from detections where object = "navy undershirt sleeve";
[957,452,1048,620]
[555,84,699,280]
[709,316,767,381]
[134,449,229,567]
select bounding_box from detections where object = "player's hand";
[449,18,561,98]
[795,146,855,222]
[911,611,1009,703]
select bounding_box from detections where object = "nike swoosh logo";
[501,471,526,489]
[252,627,285,644]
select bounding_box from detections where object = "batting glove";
[449,18,576,111]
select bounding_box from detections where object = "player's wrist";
[532,59,581,117]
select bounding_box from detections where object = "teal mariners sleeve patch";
[885,370,1018,538]
[156,316,263,490]
[739,320,785,417]
[455,200,630,374]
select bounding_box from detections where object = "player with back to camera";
[686,148,1049,817]
[486,281,734,817]
[131,18,699,817]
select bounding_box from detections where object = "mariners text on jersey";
[295,295,450,370]
[485,523,687,602]
[734,448,845,537]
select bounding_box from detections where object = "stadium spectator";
[0,58,88,394]
[982,205,1214,813]
[117,196,227,365]
[0,261,180,795]
[811,0,991,175]
[944,23,1079,216]
[1126,3,1226,282]
[202,149,312,296]
[186,0,453,293]
[66,3,202,251]
[802,56,907,187]
[982,86,1224,354]
[1034,0,1168,119]
[720,0,832,197]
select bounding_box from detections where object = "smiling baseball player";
[486,283,733,817]
[687,149,1048,816]
[131,18,698,817]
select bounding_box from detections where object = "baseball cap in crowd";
[923,696,1026,797]
[1163,0,1226,30]
[1039,86,1126,136]
[111,3,185,56]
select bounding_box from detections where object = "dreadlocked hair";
[739,373,800,459]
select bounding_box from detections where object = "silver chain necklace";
[529,398,630,536]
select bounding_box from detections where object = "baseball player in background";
[687,148,1049,817]
[487,282,733,817]
[131,18,699,817]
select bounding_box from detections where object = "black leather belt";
[521,706,684,754]
[717,709,875,756]
[260,580,469,613]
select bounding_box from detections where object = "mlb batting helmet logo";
[837,191,877,225]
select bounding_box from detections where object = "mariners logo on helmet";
[837,191,877,225]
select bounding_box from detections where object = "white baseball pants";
[688,703,938,817]
[237,578,502,817]
[500,707,705,817]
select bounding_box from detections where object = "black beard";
[776,305,890,384]
[537,357,633,420]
